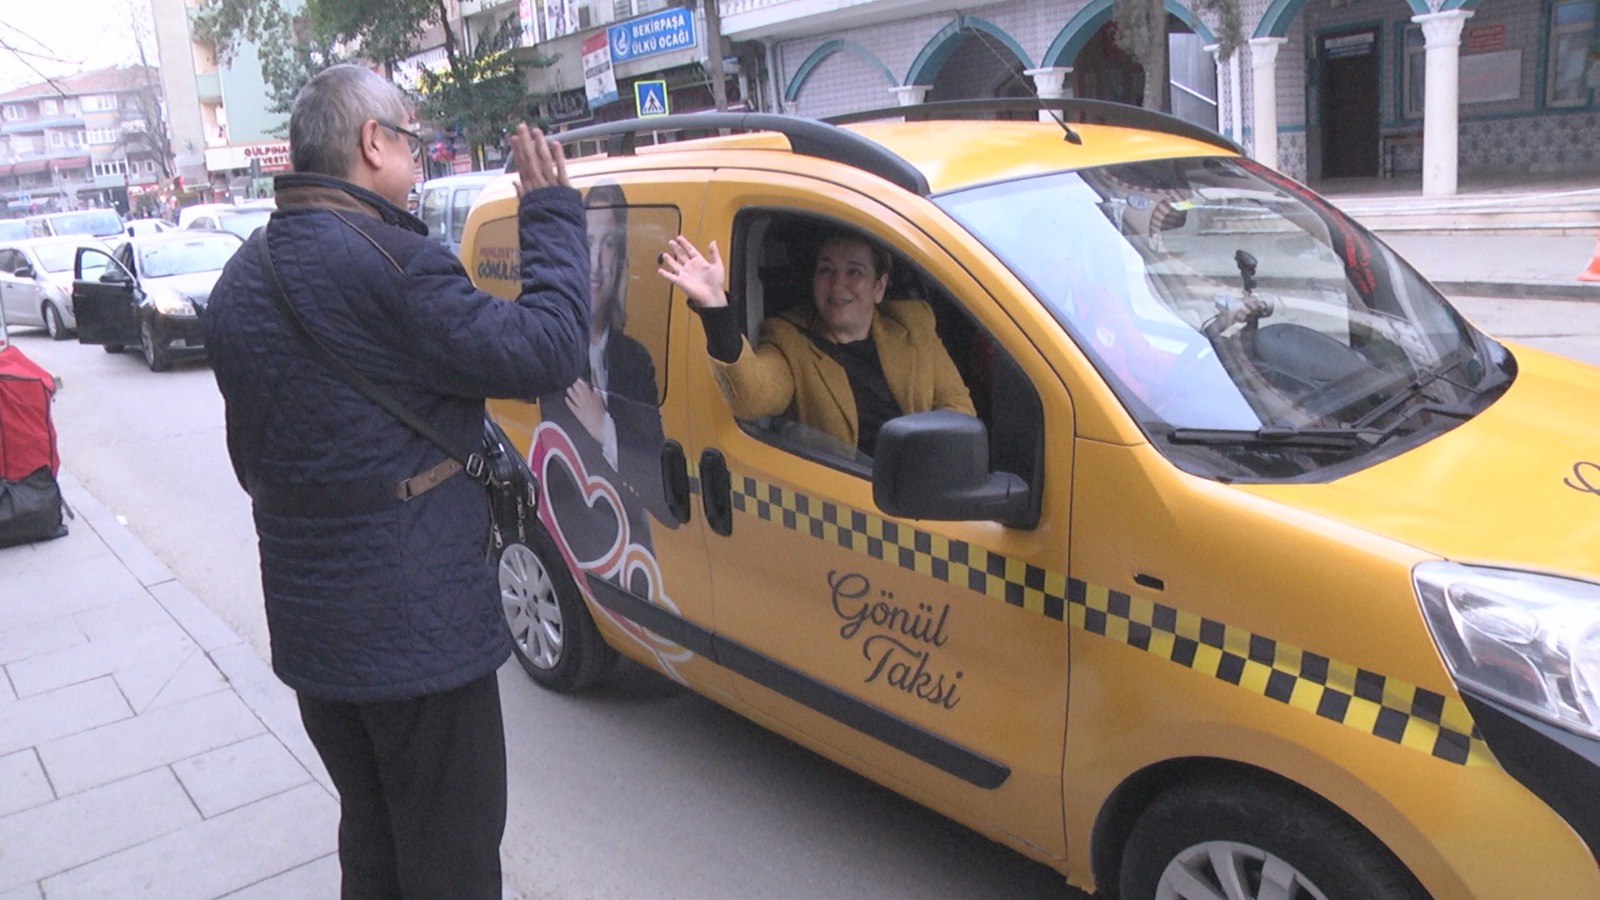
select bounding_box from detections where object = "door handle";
[660,439,691,526]
[698,448,732,536]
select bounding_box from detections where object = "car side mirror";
[873,411,1033,528]
[14,263,35,279]
[99,268,131,284]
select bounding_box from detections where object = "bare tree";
[115,0,175,179]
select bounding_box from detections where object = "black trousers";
[298,671,508,900]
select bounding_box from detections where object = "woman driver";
[658,229,974,456]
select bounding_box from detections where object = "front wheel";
[1119,776,1426,900]
[42,302,69,340]
[499,519,616,692]
[140,319,171,372]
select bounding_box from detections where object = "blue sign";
[635,80,669,118]
[606,8,696,64]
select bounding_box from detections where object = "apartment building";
[149,0,303,201]
[0,66,166,216]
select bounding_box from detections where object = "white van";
[417,172,496,259]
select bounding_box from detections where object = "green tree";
[1113,0,1243,111]
[194,0,551,154]
[192,0,345,115]
[414,14,556,153]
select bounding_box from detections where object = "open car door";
[73,245,139,349]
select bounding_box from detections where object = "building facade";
[502,0,1595,195]
[0,66,167,216]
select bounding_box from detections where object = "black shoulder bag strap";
[255,224,533,548]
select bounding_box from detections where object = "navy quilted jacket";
[205,174,589,702]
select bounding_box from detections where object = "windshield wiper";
[1166,426,1381,449]
[1348,354,1499,435]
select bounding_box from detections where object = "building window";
[40,99,58,116]
[1402,24,1426,119]
[144,160,156,173]
[48,132,64,148]
[81,94,120,112]
[93,160,130,178]
[1,105,19,121]
[86,128,122,145]
[1548,0,1597,107]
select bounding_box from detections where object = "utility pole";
[703,0,728,110]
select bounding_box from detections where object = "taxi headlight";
[150,290,196,317]
[1415,561,1600,739]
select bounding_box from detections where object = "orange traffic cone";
[1582,234,1600,283]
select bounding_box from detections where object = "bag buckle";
[465,452,488,483]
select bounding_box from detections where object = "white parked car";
[0,235,100,339]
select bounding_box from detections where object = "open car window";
[727,210,1043,489]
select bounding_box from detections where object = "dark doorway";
[926,30,1034,119]
[1075,22,1145,106]
[1074,16,1205,113]
[1319,27,1380,179]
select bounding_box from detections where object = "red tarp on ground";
[0,344,60,481]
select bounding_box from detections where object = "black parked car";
[73,231,242,371]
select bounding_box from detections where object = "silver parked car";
[0,235,99,339]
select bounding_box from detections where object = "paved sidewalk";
[1381,233,1600,301]
[0,471,339,899]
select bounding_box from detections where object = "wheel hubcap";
[44,306,58,337]
[141,321,156,365]
[1156,841,1331,900]
[499,543,563,669]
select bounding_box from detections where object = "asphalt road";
[9,291,1598,899]
[9,331,1075,899]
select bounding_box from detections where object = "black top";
[824,336,900,454]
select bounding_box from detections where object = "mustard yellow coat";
[709,299,976,449]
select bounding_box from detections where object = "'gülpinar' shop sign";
[203,141,293,174]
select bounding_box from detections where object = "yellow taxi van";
[463,100,1600,897]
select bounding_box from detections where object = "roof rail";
[549,112,930,195]
[823,98,1243,155]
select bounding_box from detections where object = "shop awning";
[12,159,47,176]
[51,156,90,170]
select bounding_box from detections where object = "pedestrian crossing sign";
[635,80,669,118]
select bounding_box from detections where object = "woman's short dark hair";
[816,228,891,280]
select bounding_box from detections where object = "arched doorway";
[1073,20,1146,106]
[1072,15,1217,130]
[926,29,1033,112]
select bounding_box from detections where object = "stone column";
[890,85,929,107]
[1248,37,1286,168]
[1413,9,1473,197]
[1025,66,1073,122]
[1205,45,1228,141]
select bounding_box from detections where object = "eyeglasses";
[376,120,425,161]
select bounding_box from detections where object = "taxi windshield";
[937,156,1514,482]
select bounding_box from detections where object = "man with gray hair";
[205,63,589,897]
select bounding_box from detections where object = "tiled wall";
[1461,111,1600,173]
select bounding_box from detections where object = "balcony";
[195,72,223,103]
[719,0,993,40]
[1,116,86,135]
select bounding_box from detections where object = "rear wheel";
[42,302,68,340]
[1119,776,1425,900]
[499,519,616,692]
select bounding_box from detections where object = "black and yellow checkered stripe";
[729,473,1494,768]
